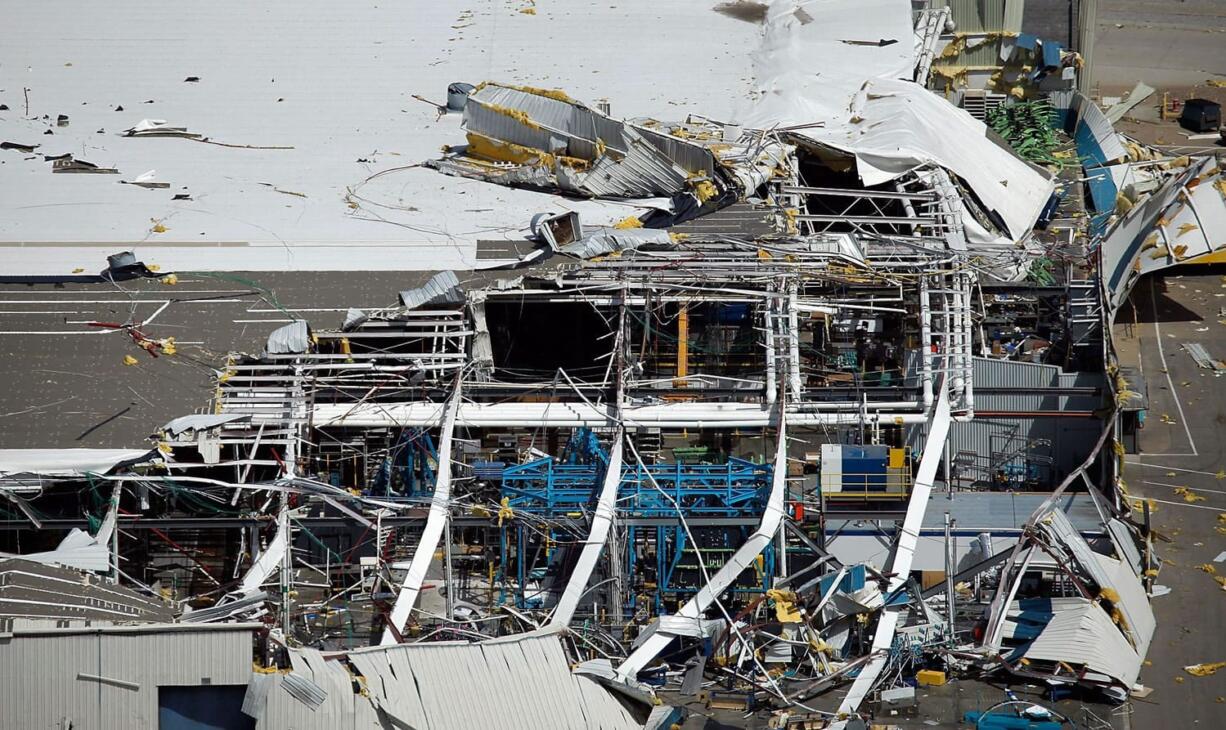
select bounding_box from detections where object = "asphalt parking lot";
[1114,270,1226,726]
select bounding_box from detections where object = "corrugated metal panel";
[242,672,275,721]
[464,82,715,179]
[564,127,691,197]
[399,270,464,309]
[1003,0,1025,33]
[465,85,580,144]
[265,319,310,354]
[0,631,96,729]
[336,633,641,730]
[973,357,1059,389]
[0,625,255,730]
[939,0,1010,33]
[1020,597,1141,687]
[908,415,1102,483]
[1107,518,1143,572]
[282,672,327,709]
[560,228,671,259]
[1093,553,1155,657]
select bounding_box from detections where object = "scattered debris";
[50,155,118,174]
[120,170,170,189]
[1185,662,1226,677]
[1184,342,1225,372]
[122,119,202,139]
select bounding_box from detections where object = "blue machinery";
[370,429,438,498]
[496,430,778,613]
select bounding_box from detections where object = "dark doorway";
[158,685,254,730]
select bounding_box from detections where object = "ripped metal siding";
[560,127,692,198]
[343,633,642,730]
[465,84,715,177]
[400,270,464,309]
[1015,597,1142,688]
[559,228,672,259]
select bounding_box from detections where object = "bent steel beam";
[238,506,289,595]
[615,412,788,680]
[835,377,952,719]
[546,427,624,629]
[380,382,461,645]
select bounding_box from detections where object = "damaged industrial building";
[2,0,1224,728]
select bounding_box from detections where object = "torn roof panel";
[1092,552,1155,659]
[161,413,249,437]
[0,448,156,478]
[342,633,642,730]
[559,227,672,259]
[399,270,464,309]
[264,320,311,355]
[446,82,735,202]
[0,2,761,275]
[753,0,917,84]
[0,558,176,623]
[1015,597,1142,689]
[1102,156,1226,311]
[742,1,1055,244]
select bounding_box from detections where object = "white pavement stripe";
[1128,461,1220,477]
[1142,480,1226,497]
[1136,496,1226,513]
[1149,281,1197,455]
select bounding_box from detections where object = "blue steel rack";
[500,457,772,517]
[497,431,775,612]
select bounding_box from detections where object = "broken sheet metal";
[982,502,1155,698]
[235,507,290,595]
[431,82,786,210]
[1008,597,1143,690]
[280,671,327,710]
[161,413,249,437]
[1105,82,1156,124]
[0,448,156,480]
[744,3,1054,246]
[5,481,120,571]
[122,119,202,139]
[1101,156,1226,311]
[0,558,175,623]
[616,411,787,680]
[399,270,464,309]
[380,383,461,645]
[341,307,368,331]
[264,320,311,355]
[344,633,643,730]
[559,227,672,259]
[182,590,268,623]
[1049,90,1129,168]
[7,529,111,573]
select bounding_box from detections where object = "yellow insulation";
[691,179,718,203]
[483,103,541,130]
[476,81,573,103]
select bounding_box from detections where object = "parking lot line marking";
[1143,480,1226,497]
[1150,280,1197,456]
